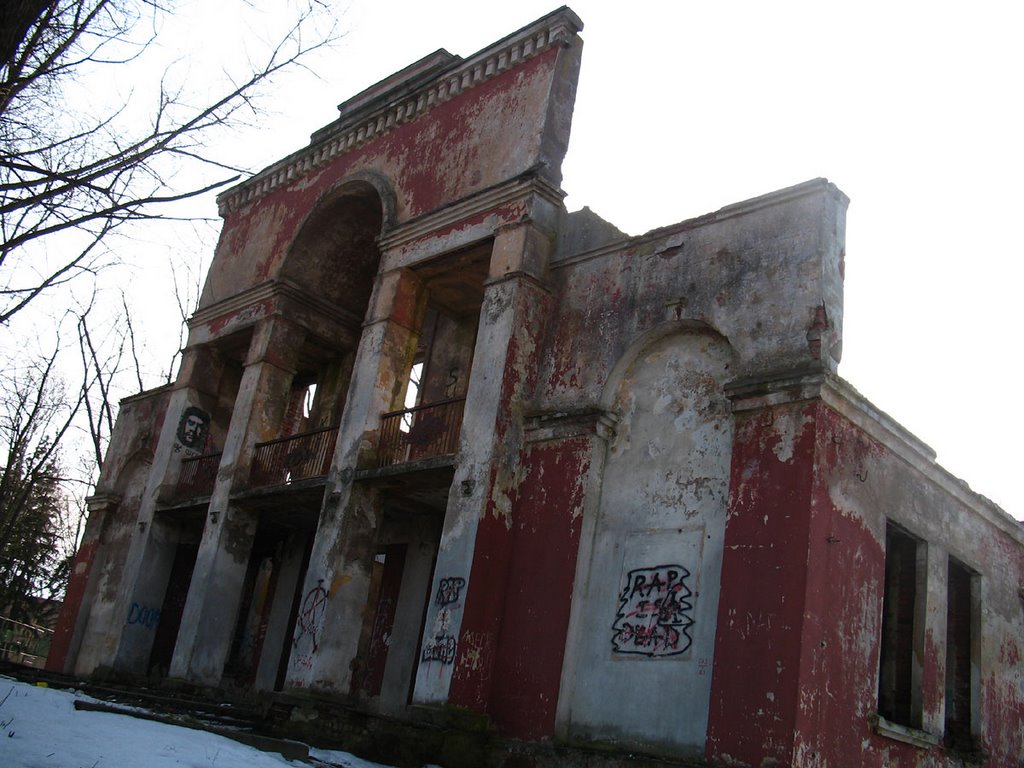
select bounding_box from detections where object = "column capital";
[488,218,555,284]
[245,314,307,370]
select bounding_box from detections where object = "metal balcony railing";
[176,452,222,497]
[378,397,465,467]
[250,426,339,488]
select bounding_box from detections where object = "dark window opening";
[357,545,408,698]
[944,558,977,749]
[878,523,924,728]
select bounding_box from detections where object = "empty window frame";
[878,522,926,728]
[944,557,979,749]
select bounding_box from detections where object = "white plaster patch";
[653,392,673,415]
[770,409,811,463]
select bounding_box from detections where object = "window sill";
[872,715,941,749]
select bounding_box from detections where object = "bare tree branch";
[1,0,338,321]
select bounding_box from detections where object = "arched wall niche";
[598,319,734,411]
[560,321,737,756]
[279,175,392,315]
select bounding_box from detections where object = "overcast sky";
[85,0,1024,519]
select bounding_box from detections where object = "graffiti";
[420,578,464,665]
[421,634,457,664]
[435,576,466,606]
[127,602,161,630]
[611,564,694,657]
[445,367,460,398]
[176,406,210,452]
[293,579,328,655]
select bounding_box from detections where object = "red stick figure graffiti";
[292,579,328,668]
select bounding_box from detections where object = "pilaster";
[284,267,427,692]
[46,493,120,673]
[411,220,554,710]
[169,315,306,683]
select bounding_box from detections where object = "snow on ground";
[0,677,400,768]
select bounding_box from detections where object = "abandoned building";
[46,8,1023,768]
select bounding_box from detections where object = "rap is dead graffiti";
[435,576,465,606]
[421,574,465,665]
[611,564,694,657]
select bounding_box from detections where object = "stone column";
[285,268,425,692]
[253,531,309,691]
[706,376,822,766]
[483,410,617,738]
[169,316,306,684]
[412,220,554,707]
[46,493,119,673]
[74,347,225,676]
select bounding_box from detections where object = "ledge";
[524,407,619,443]
[872,714,941,749]
[356,454,457,481]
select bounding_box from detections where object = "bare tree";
[0,1,338,618]
[0,0,337,323]
[0,295,152,616]
[0,344,84,619]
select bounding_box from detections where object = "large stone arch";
[560,323,737,758]
[279,176,390,316]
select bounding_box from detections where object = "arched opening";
[280,181,384,313]
[220,182,387,691]
[561,325,736,756]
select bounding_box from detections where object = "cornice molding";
[216,8,583,216]
[377,170,564,254]
[85,493,122,513]
[189,279,363,337]
[553,178,845,271]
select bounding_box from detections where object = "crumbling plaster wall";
[198,37,580,315]
[557,328,735,757]
[800,388,1024,767]
[709,377,1024,767]
[512,179,847,754]
[542,178,847,410]
[53,386,171,675]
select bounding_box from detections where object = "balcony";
[176,452,222,498]
[378,397,465,468]
[249,426,338,488]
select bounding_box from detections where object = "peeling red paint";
[450,437,591,739]
[206,298,275,338]
[46,538,99,672]
[201,48,561,313]
[707,401,818,765]
[714,401,1024,767]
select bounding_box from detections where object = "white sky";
[36,1,1022,519]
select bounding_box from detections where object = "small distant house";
[2,597,60,668]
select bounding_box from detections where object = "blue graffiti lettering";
[127,602,161,630]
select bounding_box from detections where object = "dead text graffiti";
[422,633,457,664]
[611,564,694,657]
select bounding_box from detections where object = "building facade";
[48,9,1023,767]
